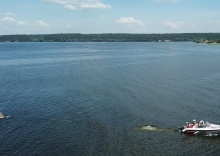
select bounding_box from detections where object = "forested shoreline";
[0,33,220,42]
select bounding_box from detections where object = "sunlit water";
[0,42,220,155]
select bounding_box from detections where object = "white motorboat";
[180,120,220,136]
[0,112,4,119]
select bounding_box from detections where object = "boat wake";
[137,125,179,132]
[3,115,10,119]
[0,116,10,119]
[0,112,10,119]
[137,124,220,137]
[141,125,159,131]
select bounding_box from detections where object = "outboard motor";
[179,126,184,133]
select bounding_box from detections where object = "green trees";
[0,33,220,42]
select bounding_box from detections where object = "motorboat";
[180,120,220,136]
[0,112,4,119]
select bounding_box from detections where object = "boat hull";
[180,121,220,135]
[181,126,220,135]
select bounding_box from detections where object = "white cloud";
[80,2,110,9]
[45,0,111,10]
[154,0,178,2]
[64,4,77,10]
[0,17,16,22]
[164,20,184,29]
[17,21,27,26]
[115,17,146,28]
[0,16,26,26]
[36,20,50,28]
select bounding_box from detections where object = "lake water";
[0,42,220,155]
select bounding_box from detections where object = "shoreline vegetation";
[194,39,220,45]
[0,33,220,43]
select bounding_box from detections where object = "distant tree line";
[0,33,220,42]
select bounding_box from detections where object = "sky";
[0,0,220,35]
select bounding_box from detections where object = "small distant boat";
[0,112,4,119]
[180,120,220,136]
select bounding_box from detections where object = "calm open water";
[0,42,220,155]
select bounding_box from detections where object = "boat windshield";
[204,121,210,127]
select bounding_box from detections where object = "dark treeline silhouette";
[0,33,220,42]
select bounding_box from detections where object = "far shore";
[194,39,220,45]
[0,33,220,43]
[208,43,220,45]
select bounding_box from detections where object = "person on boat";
[199,120,204,127]
[185,122,190,128]
[192,119,197,128]
[0,112,4,119]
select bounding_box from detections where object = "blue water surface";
[0,42,220,155]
